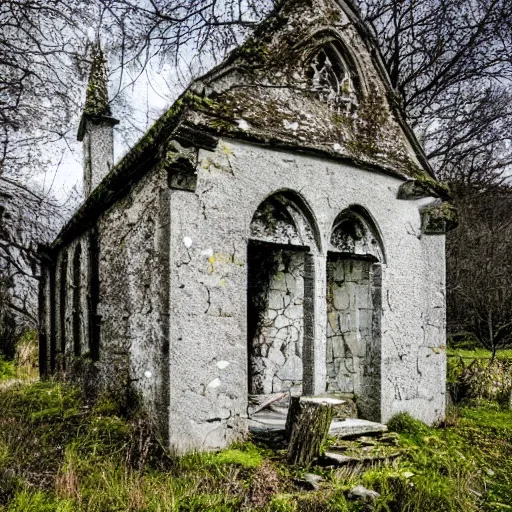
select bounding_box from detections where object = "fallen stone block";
[294,472,323,490]
[329,418,387,438]
[322,450,401,466]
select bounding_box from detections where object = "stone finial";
[77,42,119,196]
[84,43,111,117]
[77,42,118,141]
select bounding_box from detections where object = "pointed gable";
[183,0,435,182]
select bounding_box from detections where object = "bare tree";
[447,184,512,359]
[357,0,512,351]
[360,0,512,180]
[0,1,92,330]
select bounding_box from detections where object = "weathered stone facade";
[39,0,452,454]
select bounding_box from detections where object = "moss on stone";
[83,44,111,118]
[413,172,451,199]
[422,201,458,233]
[344,87,388,157]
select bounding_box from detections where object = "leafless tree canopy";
[447,184,512,357]
[0,0,91,346]
[1,0,512,351]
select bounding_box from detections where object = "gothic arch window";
[249,191,319,249]
[59,252,68,360]
[306,41,359,116]
[330,206,385,262]
[247,191,319,403]
[326,206,383,421]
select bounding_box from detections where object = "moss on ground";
[1,378,512,511]
[0,358,15,381]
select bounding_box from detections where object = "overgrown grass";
[447,348,512,363]
[0,330,38,384]
[0,357,15,381]
[1,380,512,511]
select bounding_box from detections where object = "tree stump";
[286,396,342,466]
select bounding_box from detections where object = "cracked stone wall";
[167,138,446,452]
[326,257,381,420]
[97,167,170,435]
[82,120,115,196]
[248,247,305,395]
[41,167,170,438]
[326,258,372,394]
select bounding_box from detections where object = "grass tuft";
[387,412,430,436]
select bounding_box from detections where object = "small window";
[72,244,82,357]
[307,43,359,115]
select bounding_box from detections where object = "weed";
[387,412,430,436]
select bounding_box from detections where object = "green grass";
[1,381,512,511]
[0,357,15,381]
[0,330,39,383]
[447,348,512,363]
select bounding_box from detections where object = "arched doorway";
[247,191,320,398]
[326,206,384,420]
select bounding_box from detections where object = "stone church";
[39,0,453,453]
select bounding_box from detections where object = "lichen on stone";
[83,43,112,118]
[421,201,458,233]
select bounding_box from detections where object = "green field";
[447,348,512,364]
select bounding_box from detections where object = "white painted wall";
[168,138,446,452]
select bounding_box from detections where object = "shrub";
[387,412,429,436]
[461,359,512,403]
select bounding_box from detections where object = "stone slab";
[329,418,387,438]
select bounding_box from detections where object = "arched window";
[326,206,383,421]
[306,42,359,116]
[59,253,68,361]
[249,191,319,248]
[330,207,385,262]
[247,191,319,402]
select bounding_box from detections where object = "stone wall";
[40,166,170,439]
[166,138,446,451]
[97,167,170,435]
[326,257,382,419]
[326,258,372,394]
[248,247,305,395]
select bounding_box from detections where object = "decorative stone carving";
[330,210,384,262]
[308,44,359,115]
[250,194,316,247]
[420,200,458,234]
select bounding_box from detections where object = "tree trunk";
[286,396,337,466]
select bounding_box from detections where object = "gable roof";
[51,0,446,252]
[184,0,435,180]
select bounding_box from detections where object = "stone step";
[322,450,400,466]
[249,414,387,439]
[329,418,387,438]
